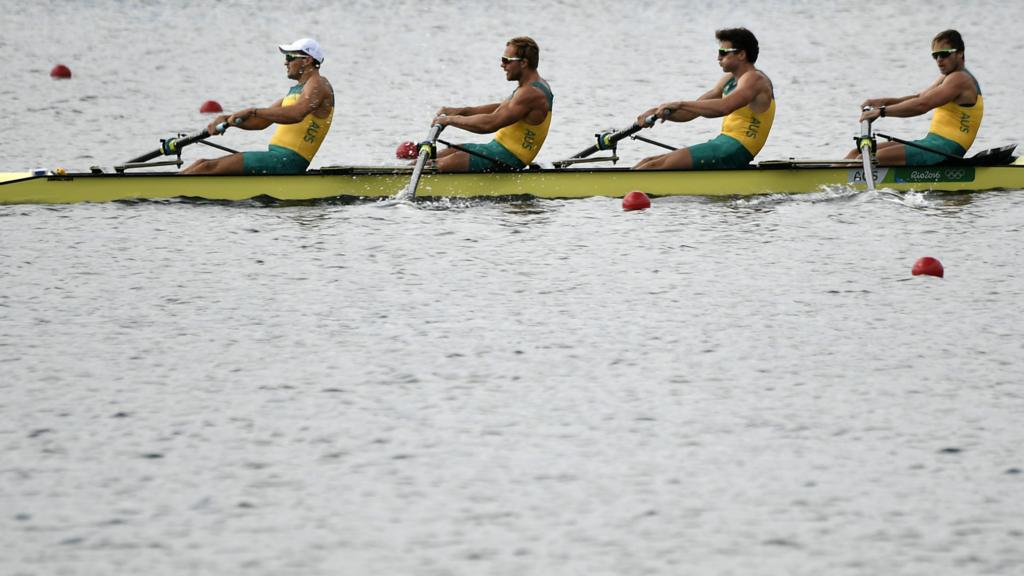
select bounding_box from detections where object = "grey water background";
[2,1,1024,574]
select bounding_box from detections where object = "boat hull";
[2,164,1022,204]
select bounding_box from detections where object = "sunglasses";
[718,48,740,57]
[500,56,525,65]
[931,48,958,60]
[285,54,309,62]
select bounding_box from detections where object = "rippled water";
[2,1,1024,575]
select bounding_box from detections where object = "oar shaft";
[569,112,664,160]
[858,109,876,190]
[570,123,643,159]
[875,132,964,161]
[407,123,445,198]
[126,121,232,164]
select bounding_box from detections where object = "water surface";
[2,2,1023,575]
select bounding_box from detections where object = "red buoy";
[395,141,418,160]
[622,190,651,211]
[199,100,223,113]
[912,256,944,278]
[50,64,72,79]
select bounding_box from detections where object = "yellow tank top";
[494,81,554,164]
[719,74,775,156]
[268,84,334,161]
[928,70,983,150]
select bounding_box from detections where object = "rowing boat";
[2,157,1023,204]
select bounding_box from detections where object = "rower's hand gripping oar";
[405,121,445,199]
[857,106,877,191]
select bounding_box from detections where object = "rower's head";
[279,38,324,79]
[715,28,758,71]
[931,30,965,74]
[502,36,539,81]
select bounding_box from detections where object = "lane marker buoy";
[622,191,651,211]
[912,256,944,278]
[50,64,72,79]
[199,100,223,113]
[395,141,418,159]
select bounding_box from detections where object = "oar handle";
[640,108,674,128]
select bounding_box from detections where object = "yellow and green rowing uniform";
[490,81,554,166]
[905,69,983,165]
[243,84,334,174]
[689,72,776,170]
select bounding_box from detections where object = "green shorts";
[904,133,967,166]
[460,140,526,172]
[242,145,310,175]
[687,134,755,170]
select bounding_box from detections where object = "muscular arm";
[861,73,970,120]
[681,73,768,118]
[885,72,973,117]
[638,75,733,124]
[863,95,919,108]
[437,103,501,117]
[253,77,333,124]
[862,76,942,109]
[218,76,334,133]
[435,86,546,134]
[205,98,281,135]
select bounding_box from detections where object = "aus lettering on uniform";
[304,121,322,143]
[745,117,761,138]
[521,129,536,150]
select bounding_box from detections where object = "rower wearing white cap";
[182,38,335,175]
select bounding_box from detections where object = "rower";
[633,28,775,170]
[181,38,335,175]
[430,36,553,172]
[847,29,983,166]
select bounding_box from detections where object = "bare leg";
[634,147,693,170]
[181,153,245,175]
[875,143,907,166]
[435,148,471,172]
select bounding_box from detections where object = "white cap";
[278,38,324,63]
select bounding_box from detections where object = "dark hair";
[933,29,964,52]
[716,28,759,64]
[507,36,540,69]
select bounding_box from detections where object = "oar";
[631,134,677,151]
[857,107,876,190]
[405,122,445,199]
[567,111,667,160]
[126,120,235,164]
